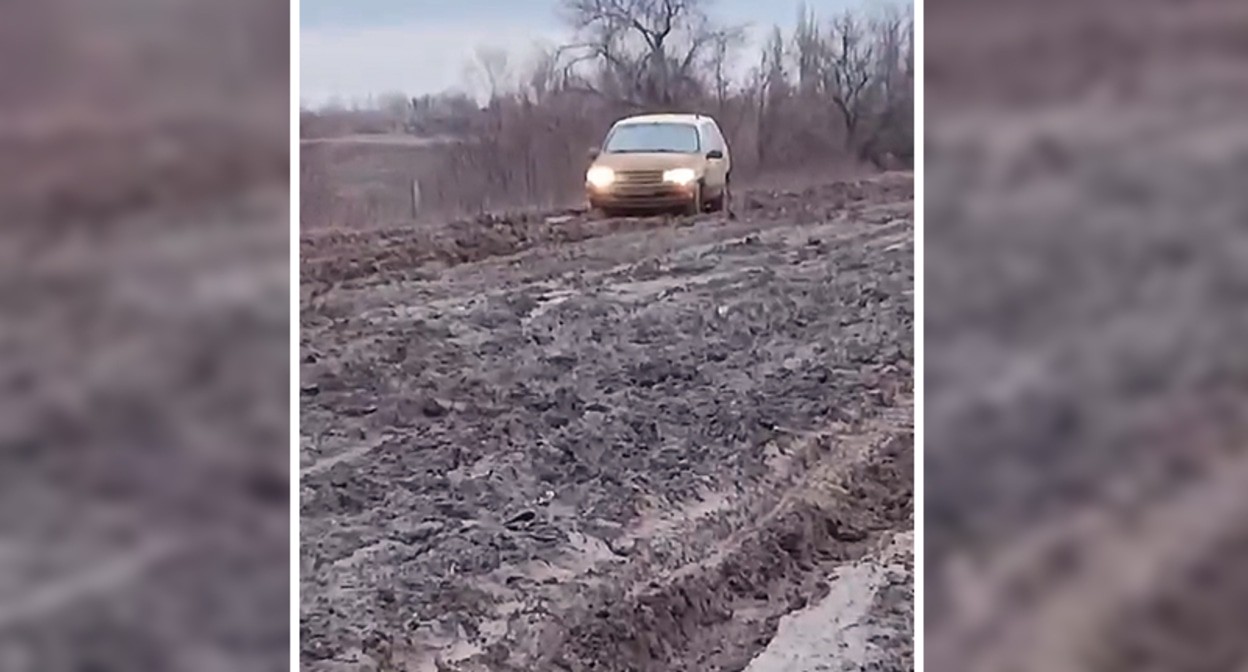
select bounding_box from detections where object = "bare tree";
[558,0,742,107]
[753,26,788,168]
[376,91,412,131]
[792,3,822,97]
[858,7,913,165]
[707,30,738,109]
[521,44,561,103]
[466,46,514,102]
[821,11,874,149]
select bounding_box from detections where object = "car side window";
[702,122,721,152]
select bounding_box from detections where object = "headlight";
[587,166,615,188]
[663,168,697,185]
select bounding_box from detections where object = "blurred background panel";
[926,0,1248,671]
[0,1,289,671]
[0,0,288,220]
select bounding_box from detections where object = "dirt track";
[299,174,915,671]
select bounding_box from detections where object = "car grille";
[616,170,665,185]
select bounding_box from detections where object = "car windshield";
[603,122,700,154]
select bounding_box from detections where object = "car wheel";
[685,183,703,216]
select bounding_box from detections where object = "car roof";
[614,113,710,126]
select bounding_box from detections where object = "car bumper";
[587,183,696,210]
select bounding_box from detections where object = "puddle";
[745,532,912,672]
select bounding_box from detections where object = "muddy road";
[300,174,915,671]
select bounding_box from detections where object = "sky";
[300,0,904,107]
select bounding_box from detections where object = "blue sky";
[301,0,905,106]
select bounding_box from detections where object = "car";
[585,113,732,217]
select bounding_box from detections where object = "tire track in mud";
[378,410,912,672]
[545,426,913,672]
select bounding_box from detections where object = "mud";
[300,174,915,671]
[744,531,913,672]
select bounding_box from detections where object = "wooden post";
[410,178,421,219]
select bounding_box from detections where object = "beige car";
[585,113,732,216]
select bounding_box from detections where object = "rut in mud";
[300,174,914,671]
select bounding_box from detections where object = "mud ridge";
[532,433,913,672]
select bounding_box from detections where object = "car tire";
[685,183,703,216]
[707,174,730,213]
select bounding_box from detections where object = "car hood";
[592,152,706,172]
